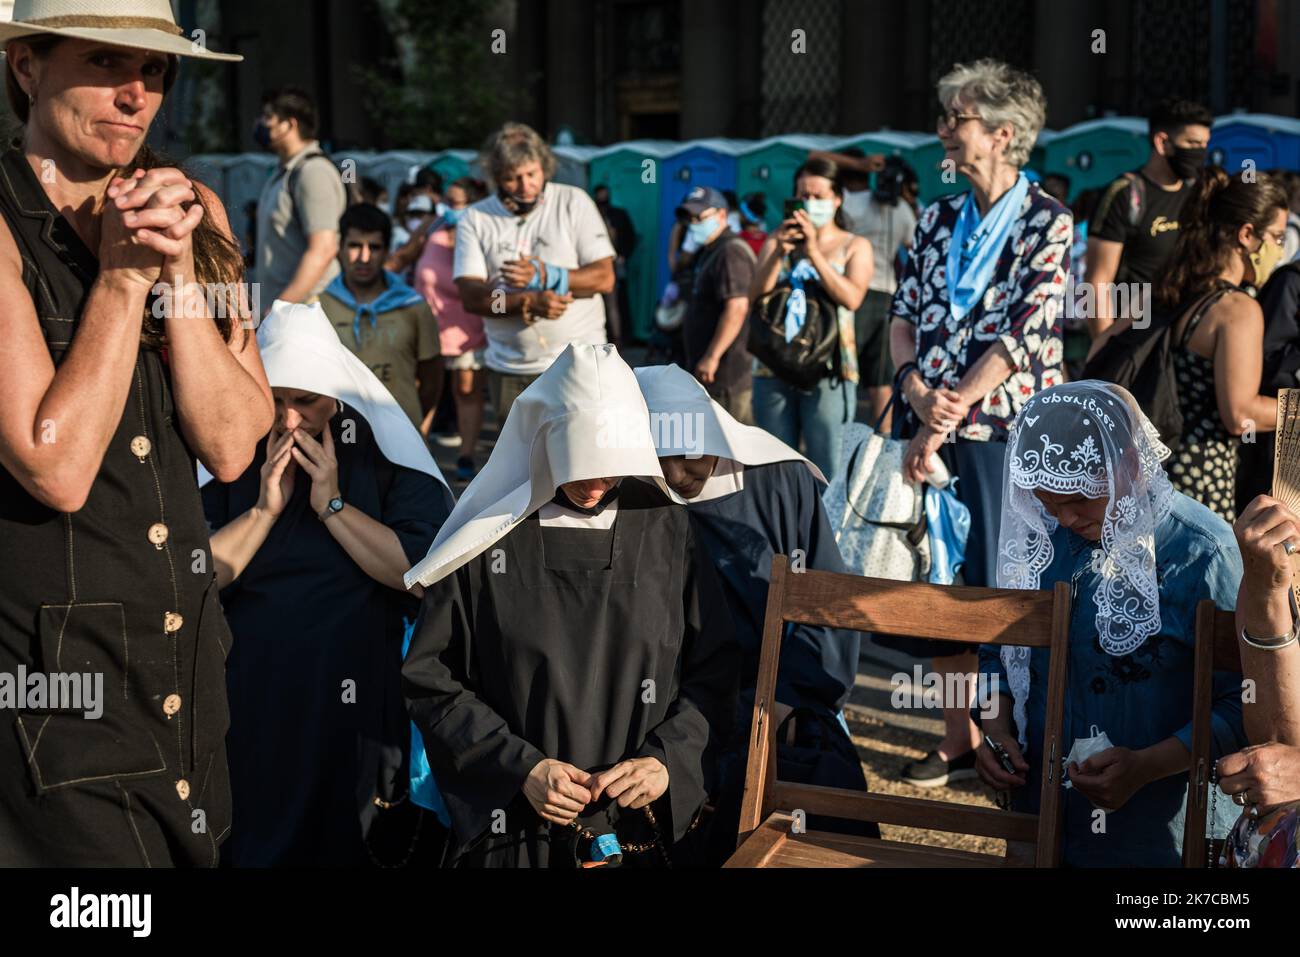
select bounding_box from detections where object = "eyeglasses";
[937,109,983,133]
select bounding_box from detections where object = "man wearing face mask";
[1086,98,1213,344]
[253,88,347,313]
[453,123,616,426]
[678,185,758,424]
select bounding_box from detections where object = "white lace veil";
[996,381,1175,745]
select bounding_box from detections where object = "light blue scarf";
[782,257,825,343]
[946,173,1030,321]
[325,270,426,347]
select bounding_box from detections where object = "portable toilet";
[1027,129,1059,183]
[831,132,947,203]
[1209,114,1300,175]
[185,153,237,247]
[427,150,478,188]
[655,139,749,303]
[552,146,602,190]
[735,134,842,231]
[221,153,279,257]
[1041,118,1150,196]
[362,151,439,203]
[588,141,676,342]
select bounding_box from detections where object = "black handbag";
[747,271,841,390]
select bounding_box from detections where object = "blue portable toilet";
[655,139,749,302]
[1209,114,1300,175]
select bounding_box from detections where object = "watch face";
[329,497,344,512]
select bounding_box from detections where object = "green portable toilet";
[427,150,477,188]
[736,135,842,231]
[831,132,950,203]
[588,141,676,343]
[1042,118,1150,197]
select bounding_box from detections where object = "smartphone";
[783,199,806,219]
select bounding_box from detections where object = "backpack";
[747,256,841,389]
[285,148,340,233]
[1082,284,1232,450]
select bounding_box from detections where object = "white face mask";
[805,198,837,228]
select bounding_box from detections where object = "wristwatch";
[318,496,344,522]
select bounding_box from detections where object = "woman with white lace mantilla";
[975,381,1247,866]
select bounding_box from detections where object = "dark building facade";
[172,0,1300,155]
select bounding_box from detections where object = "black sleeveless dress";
[0,148,233,866]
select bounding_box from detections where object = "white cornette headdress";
[996,381,1174,745]
[404,344,672,588]
[633,364,826,483]
[199,300,448,491]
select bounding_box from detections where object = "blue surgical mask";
[687,219,719,245]
[805,198,836,228]
[442,206,466,226]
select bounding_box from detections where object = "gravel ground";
[846,644,1006,858]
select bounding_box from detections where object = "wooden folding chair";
[725,557,1071,868]
[1181,600,1242,867]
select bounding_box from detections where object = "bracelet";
[1240,623,1300,651]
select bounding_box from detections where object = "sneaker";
[900,749,978,788]
[455,457,476,482]
[433,432,463,448]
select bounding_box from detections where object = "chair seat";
[727,813,1006,868]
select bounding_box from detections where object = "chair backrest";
[736,556,1072,866]
[1182,600,1242,867]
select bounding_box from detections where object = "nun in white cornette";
[636,364,872,864]
[402,343,738,868]
[202,301,455,867]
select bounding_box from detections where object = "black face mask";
[1167,145,1207,180]
[252,118,272,150]
[498,187,539,216]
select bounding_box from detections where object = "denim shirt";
[979,491,1246,867]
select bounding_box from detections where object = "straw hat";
[0,0,242,62]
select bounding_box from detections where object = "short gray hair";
[480,122,556,184]
[937,59,1046,169]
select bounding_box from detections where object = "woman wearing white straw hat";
[0,2,267,866]
[402,343,739,868]
[202,301,455,867]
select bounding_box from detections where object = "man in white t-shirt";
[814,150,918,422]
[454,123,616,425]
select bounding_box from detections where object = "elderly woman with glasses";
[883,59,1073,790]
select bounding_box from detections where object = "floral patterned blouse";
[891,182,1072,441]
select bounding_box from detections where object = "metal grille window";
[760,0,842,135]
[1129,0,1256,114]
[927,0,1034,94]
